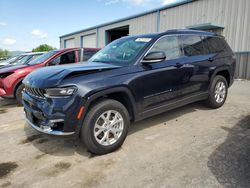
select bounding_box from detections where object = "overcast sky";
[0,0,180,51]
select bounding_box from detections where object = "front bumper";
[22,90,85,137]
[0,87,6,96]
[0,79,7,96]
[25,116,75,136]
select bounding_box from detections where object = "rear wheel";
[15,84,25,105]
[81,99,130,155]
[205,75,228,108]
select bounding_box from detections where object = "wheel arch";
[84,87,138,122]
[211,67,232,87]
[13,78,24,98]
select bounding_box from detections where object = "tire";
[15,84,25,105]
[205,75,228,109]
[81,99,130,155]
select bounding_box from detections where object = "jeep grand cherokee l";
[22,29,236,155]
[0,48,100,104]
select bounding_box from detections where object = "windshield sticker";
[135,38,152,42]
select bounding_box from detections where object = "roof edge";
[60,0,195,38]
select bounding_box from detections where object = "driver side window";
[149,36,182,60]
[48,51,76,66]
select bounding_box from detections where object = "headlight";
[44,87,77,97]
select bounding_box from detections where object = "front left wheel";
[15,84,25,105]
[81,99,130,155]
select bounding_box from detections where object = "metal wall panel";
[235,52,250,80]
[60,29,97,49]
[159,0,250,52]
[64,38,75,48]
[82,33,96,48]
[98,12,157,47]
[60,0,250,53]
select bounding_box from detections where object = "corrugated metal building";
[60,0,250,79]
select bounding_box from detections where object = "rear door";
[178,35,212,97]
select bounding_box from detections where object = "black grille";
[25,86,46,99]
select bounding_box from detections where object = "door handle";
[175,63,183,68]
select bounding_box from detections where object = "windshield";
[11,55,30,65]
[89,36,152,65]
[28,51,58,65]
[2,55,22,64]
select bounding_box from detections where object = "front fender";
[84,86,138,117]
[74,86,138,137]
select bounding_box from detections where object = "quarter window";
[206,37,228,53]
[148,36,182,60]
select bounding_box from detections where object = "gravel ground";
[0,80,249,188]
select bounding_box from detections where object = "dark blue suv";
[22,29,236,154]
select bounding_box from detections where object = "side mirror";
[48,61,56,66]
[142,51,166,64]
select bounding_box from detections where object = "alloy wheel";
[94,110,124,146]
[214,81,226,103]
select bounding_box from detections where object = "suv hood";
[0,64,28,73]
[23,62,120,88]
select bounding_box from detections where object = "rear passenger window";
[60,51,75,64]
[84,50,97,61]
[149,36,181,60]
[206,37,228,53]
[181,35,206,56]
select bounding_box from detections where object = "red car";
[0,48,100,104]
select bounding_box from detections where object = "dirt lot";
[0,80,250,188]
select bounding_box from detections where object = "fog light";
[49,119,64,127]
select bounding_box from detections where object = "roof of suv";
[124,29,219,40]
[163,29,218,36]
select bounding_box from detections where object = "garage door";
[82,34,96,48]
[65,38,75,48]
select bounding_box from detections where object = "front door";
[132,36,194,113]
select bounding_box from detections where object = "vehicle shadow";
[22,102,210,158]
[207,115,250,187]
[23,125,92,157]
[129,102,211,135]
[0,97,19,109]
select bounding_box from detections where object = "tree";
[0,48,9,58]
[32,44,56,52]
